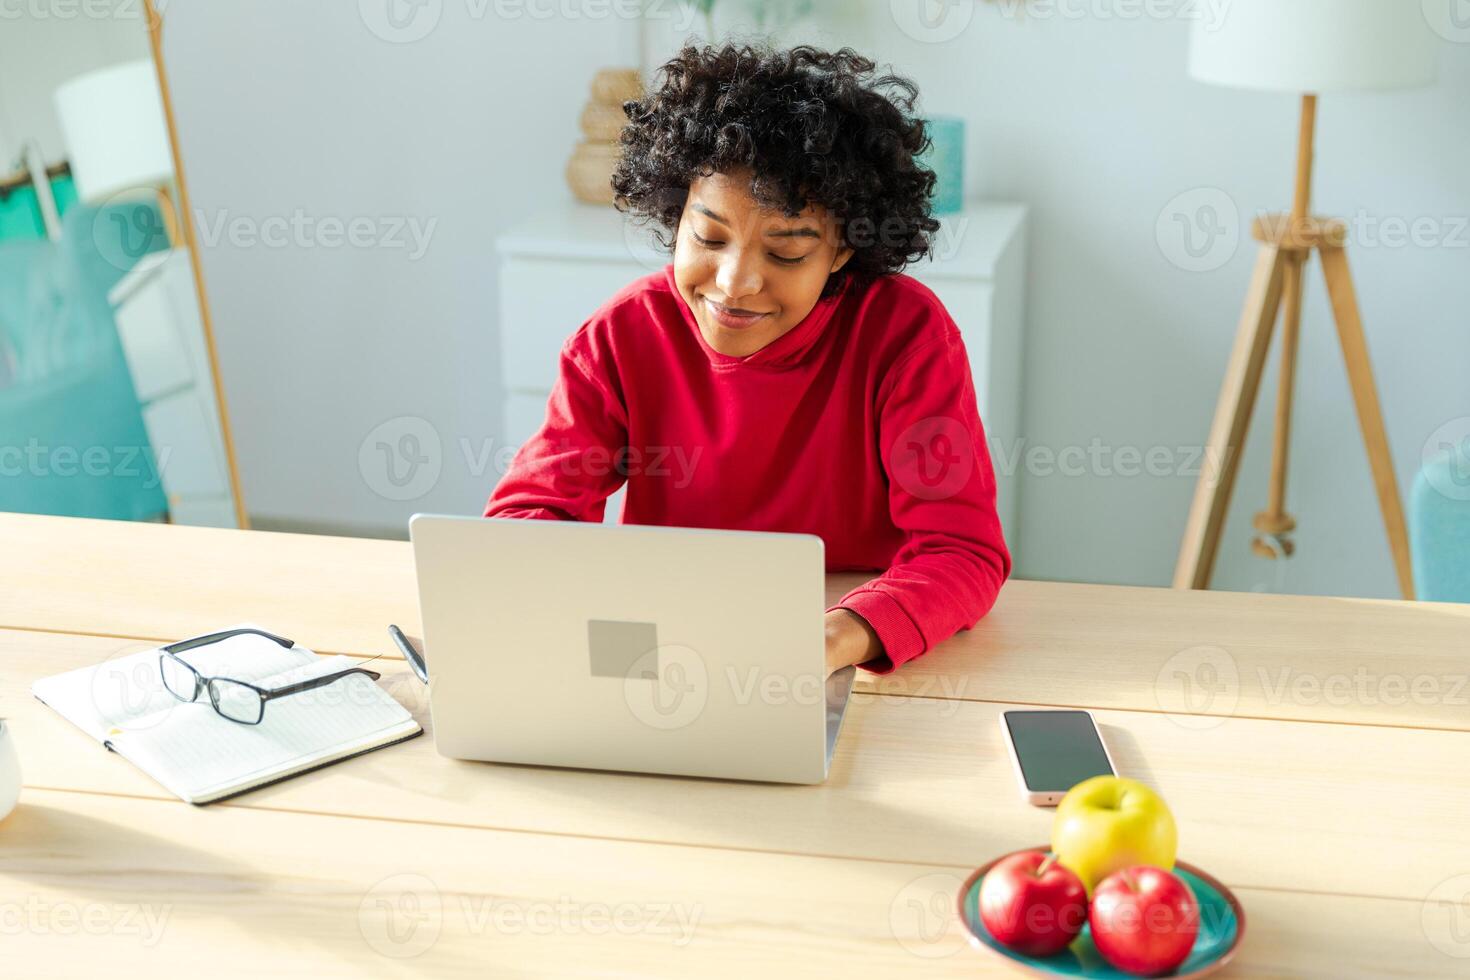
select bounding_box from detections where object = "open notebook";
[31,625,422,804]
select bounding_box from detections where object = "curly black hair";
[611,43,941,299]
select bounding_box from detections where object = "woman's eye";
[691,230,803,266]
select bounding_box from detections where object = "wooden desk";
[4,513,1468,976]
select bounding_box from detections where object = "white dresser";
[496,200,1027,541]
[108,249,239,528]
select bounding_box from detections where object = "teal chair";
[1410,447,1470,602]
[0,200,169,520]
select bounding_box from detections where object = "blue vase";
[920,115,965,215]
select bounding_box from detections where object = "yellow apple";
[1050,776,1177,894]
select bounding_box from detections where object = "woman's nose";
[714,247,763,301]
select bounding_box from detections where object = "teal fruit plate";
[958,848,1244,978]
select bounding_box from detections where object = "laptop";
[407,514,856,784]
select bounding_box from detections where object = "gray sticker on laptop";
[587,619,660,679]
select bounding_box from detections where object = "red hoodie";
[485,264,1011,673]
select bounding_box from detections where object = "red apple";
[979,851,1089,957]
[1089,866,1200,976]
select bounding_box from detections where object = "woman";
[486,43,1010,676]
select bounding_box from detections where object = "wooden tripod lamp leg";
[1253,251,1305,558]
[1251,94,1316,561]
[1174,244,1288,590]
[1319,245,1416,599]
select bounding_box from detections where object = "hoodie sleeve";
[483,332,628,523]
[831,331,1012,673]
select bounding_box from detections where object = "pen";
[388,624,429,685]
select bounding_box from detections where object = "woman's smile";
[704,296,772,329]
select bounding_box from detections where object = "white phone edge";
[998,709,1120,808]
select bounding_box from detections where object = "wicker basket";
[565,67,643,206]
[566,140,623,205]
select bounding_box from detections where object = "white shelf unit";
[108,249,238,528]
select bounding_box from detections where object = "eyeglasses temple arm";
[261,667,382,702]
[163,628,295,655]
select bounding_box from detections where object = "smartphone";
[1000,709,1118,806]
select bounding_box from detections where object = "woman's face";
[673,168,853,358]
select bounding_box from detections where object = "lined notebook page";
[120,655,417,800]
[33,628,419,803]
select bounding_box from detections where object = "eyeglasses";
[158,627,382,725]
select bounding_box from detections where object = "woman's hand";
[824,609,882,676]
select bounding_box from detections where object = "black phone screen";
[1004,710,1115,793]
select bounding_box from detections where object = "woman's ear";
[830,245,855,275]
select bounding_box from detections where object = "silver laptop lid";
[409,515,836,783]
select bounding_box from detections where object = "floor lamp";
[53,61,179,243]
[1173,0,1437,598]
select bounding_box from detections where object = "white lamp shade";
[54,60,174,202]
[1189,0,1439,94]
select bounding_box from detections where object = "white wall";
[0,2,149,164]
[160,0,639,534]
[163,1,1469,599]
